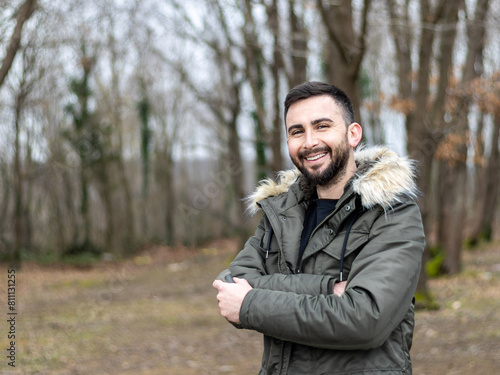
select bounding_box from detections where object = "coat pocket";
[322,230,369,260]
[313,230,369,277]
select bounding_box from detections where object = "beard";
[292,136,350,188]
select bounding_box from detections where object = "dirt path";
[1,239,499,374]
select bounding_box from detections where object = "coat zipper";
[265,226,274,259]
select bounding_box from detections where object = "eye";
[317,123,329,130]
[288,127,304,137]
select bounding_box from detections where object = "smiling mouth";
[305,153,327,161]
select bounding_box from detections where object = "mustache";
[299,147,331,159]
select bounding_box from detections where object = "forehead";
[285,95,344,126]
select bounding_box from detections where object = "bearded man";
[213,81,425,375]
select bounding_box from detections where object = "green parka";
[227,146,425,375]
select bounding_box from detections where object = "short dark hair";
[284,81,355,125]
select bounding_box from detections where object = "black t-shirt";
[297,198,338,268]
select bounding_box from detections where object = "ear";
[347,122,362,148]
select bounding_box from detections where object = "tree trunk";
[67,43,96,250]
[0,164,11,247]
[243,0,269,180]
[164,151,175,246]
[12,89,24,268]
[401,10,438,307]
[474,113,500,242]
[469,113,492,244]
[227,93,246,223]
[438,157,467,274]
[387,0,459,306]
[288,0,308,88]
[22,131,33,253]
[51,169,66,253]
[79,158,91,246]
[109,25,136,253]
[471,111,485,215]
[386,0,413,100]
[431,0,463,274]
[62,165,78,247]
[213,0,246,224]
[116,159,135,253]
[436,0,488,272]
[267,0,284,173]
[138,81,152,238]
[317,0,371,123]
[323,41,362,122]
[95,161,115,252]
[461,0,492,245]
[0,0,37,87]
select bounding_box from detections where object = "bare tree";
[287,0,308,88]
[241,0,271,179]
[316,0,372,122]
[386,0,463,305]
[105,8,137,253]
[434,0,491,273]
[151,84,184,246]
[64,40,100,253]
[0,164,11,252]
[11,44,37,267]
[468,76,500,245]
[167,0,247,234]
[265,0,285,173]
[0,0,37,87]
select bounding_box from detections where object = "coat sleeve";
[228,217,335,297]
[238,200,425,350]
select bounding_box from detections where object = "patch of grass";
[415,291,440,310]
[61,251,102,267]
[47,278,106,290]
[21,249,60,264]
[21,247,103,267]
[425,245,445,278]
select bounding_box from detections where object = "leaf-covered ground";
[2,239,500,374]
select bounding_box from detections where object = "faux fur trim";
[244,169,301,216]
[245,146,419,215]
[351,146,419,210]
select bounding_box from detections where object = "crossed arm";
[213,215,348,324]
[213,278,347,324]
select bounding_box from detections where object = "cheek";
[287,141,300,158]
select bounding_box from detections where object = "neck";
[316,159,357,200]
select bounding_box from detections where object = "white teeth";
[306,153,326,161]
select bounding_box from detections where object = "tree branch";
[0,0,38,87]
[316,0,350,64]
[352,0,372,76]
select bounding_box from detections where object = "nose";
[303,129,319,149]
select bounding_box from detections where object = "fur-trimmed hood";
[245,146,419,216]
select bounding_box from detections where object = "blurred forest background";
[0,0,499,305]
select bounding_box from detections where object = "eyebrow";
[311,117,334,125]
[287,117,335,135]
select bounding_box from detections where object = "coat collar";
[245,146,419,216]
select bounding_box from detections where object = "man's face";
[285,95,352,187]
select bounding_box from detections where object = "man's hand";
[213,277,253,324]
[333,280,347,296]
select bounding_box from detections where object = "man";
[213,81,425,374]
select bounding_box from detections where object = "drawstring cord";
[339,209,365,281]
